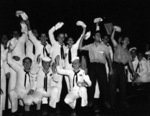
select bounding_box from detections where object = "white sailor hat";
[72,57,80,63]
[129,47,137,53]
[145,51,150,55]
[42,57,52,62]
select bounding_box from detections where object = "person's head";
[130,48,137,59]
[118,36,123,45]
[122,37,130,46]
[57,33,65,45]
[67,37,74,47]
[39,33,48,46]
[93,31,101,42]
[23,57,32,71]
[137,52,144,61]
[42,57,52,71]
[102,35,110,44]
[32,29,39,38]
[1,34,8,46]
[72,57,81,70]
[12,31,20,39]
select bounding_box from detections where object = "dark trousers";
[88,63,109,104]
[110,62,127,106]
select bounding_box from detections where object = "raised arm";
[110,28,118,47]
[25,20,41,48]
[48,22,64,45]
[74,21,87,47]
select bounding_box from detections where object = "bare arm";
[110,28,118,47]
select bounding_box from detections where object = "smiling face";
[67,37,74,46]
[23,57,32,71]
[94,32,101,42]
[72,59,80,70]
[57,33,65,45]
[40,33,47,46]
[42,60,51,71]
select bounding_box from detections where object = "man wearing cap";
[56,55,91,109]
[79,28,113,110]
[7,46,37,116]
[33,56,59,114]
[64,21,87,92]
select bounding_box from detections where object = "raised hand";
[76,21,86,28]
[55,22,64,30]
[84,31,91,40]
[16,10,28,20]
[94,17,103,23]
[113,26,121,32]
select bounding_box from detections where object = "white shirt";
[56,66,91,90]
[28,31,51,60]
[7,53,37,91]
[65,35,83,68]
[36,67,56,90]
[48,27,67,67]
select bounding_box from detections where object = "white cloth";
[33,67,59,108]
[8,53,37,112]
[57,66,91,109]
[28,31,51,61]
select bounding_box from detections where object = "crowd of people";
[0,11,150,116]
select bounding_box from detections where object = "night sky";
[0,0,150,51]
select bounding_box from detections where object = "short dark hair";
[23,57,32,64]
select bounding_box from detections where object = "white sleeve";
[83,71,92,87]
[28,31,41,48]
[48,26,57,45]
[56,66,71,77]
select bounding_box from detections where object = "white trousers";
[33,87,59,108]
[64,87,88,109]
[9,88,33,113]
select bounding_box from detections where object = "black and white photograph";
[0,0,150,116]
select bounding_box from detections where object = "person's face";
[94,32,101,42]
[57,33,65,45]
[13,31,20,39]
[102,35,109,44]
[72,59,80,69]
[137,53,143,61]
[32,29,39,38]
[42,61,51,71]
[67,37,74,46]
[130,50,137,59]
[123,37,130,46]
[40,33,47,45]
[23,59,32,70]
[1,35,8,45]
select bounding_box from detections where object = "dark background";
[0,0,150,51]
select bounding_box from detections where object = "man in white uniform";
[64,21,87,92]
[7,47,37,116]
[33,57,59,114]
[56,55,91,109]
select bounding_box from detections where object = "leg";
[79,87,88,107]
[64,90,79,109]
[9,90,18,113]
[49,87,59,108]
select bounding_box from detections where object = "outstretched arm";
[48,22,64,45]
[110,28,118,47]
[74,21,87,48]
